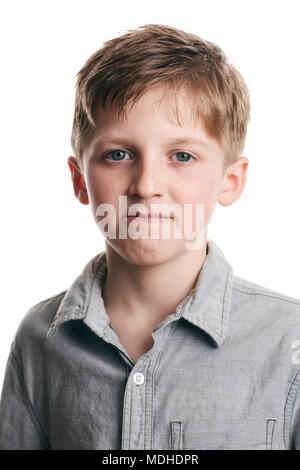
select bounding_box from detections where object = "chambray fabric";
[1,239,300,450]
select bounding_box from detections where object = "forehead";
[93,85,202,131]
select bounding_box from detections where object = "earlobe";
[77,187,89,205]
[218,157,249,207]
[67,156,89,205]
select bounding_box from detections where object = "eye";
[171,152,195,163]
[104,150,131,161]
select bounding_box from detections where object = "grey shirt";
[1,239,300,450]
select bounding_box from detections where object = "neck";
[102,239,208,332]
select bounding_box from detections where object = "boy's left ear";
[218,156,249,207]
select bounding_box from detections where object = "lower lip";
[126,216,172,223]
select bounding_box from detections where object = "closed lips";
[127,213,172,218]
[127,211,173,218]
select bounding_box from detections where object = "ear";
[67,156,89,205]
[218,156,249,207]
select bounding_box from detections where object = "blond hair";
[71,24,250,170]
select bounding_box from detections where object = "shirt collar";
[180,239,233,347]
[47,239,233,348]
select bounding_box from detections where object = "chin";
[105,238,186,267]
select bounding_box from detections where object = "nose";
[128,158,165,199]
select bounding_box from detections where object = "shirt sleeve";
[0,350,50,450]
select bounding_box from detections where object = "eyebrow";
[93,135,210,149]
[166,137,210,148]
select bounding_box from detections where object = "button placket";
[121,356,150,450]
[122,323,176,450]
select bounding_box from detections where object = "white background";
[0,0,299,388]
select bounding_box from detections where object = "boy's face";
[68,86,248,266]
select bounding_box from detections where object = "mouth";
[126,211,173,221]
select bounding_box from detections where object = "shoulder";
[231,274,300,320]
[232,275,300,304]
[11,290,67,356]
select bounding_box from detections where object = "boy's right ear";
[67,156,89,205]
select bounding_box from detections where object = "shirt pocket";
[265,418,276,450]
[170,418,277,450]
[170,420,183,450]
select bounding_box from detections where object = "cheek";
[87,175,121,232]
[87,169,119,207]
[179,177,220,226]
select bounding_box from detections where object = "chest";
[39,318,293,449]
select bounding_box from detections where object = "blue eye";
[105,150,130,161]
[172,152,194,163]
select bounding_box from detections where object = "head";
[68,24,250,265]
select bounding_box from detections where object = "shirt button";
[133,372,144,386]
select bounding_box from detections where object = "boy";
[0,24,300,450]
